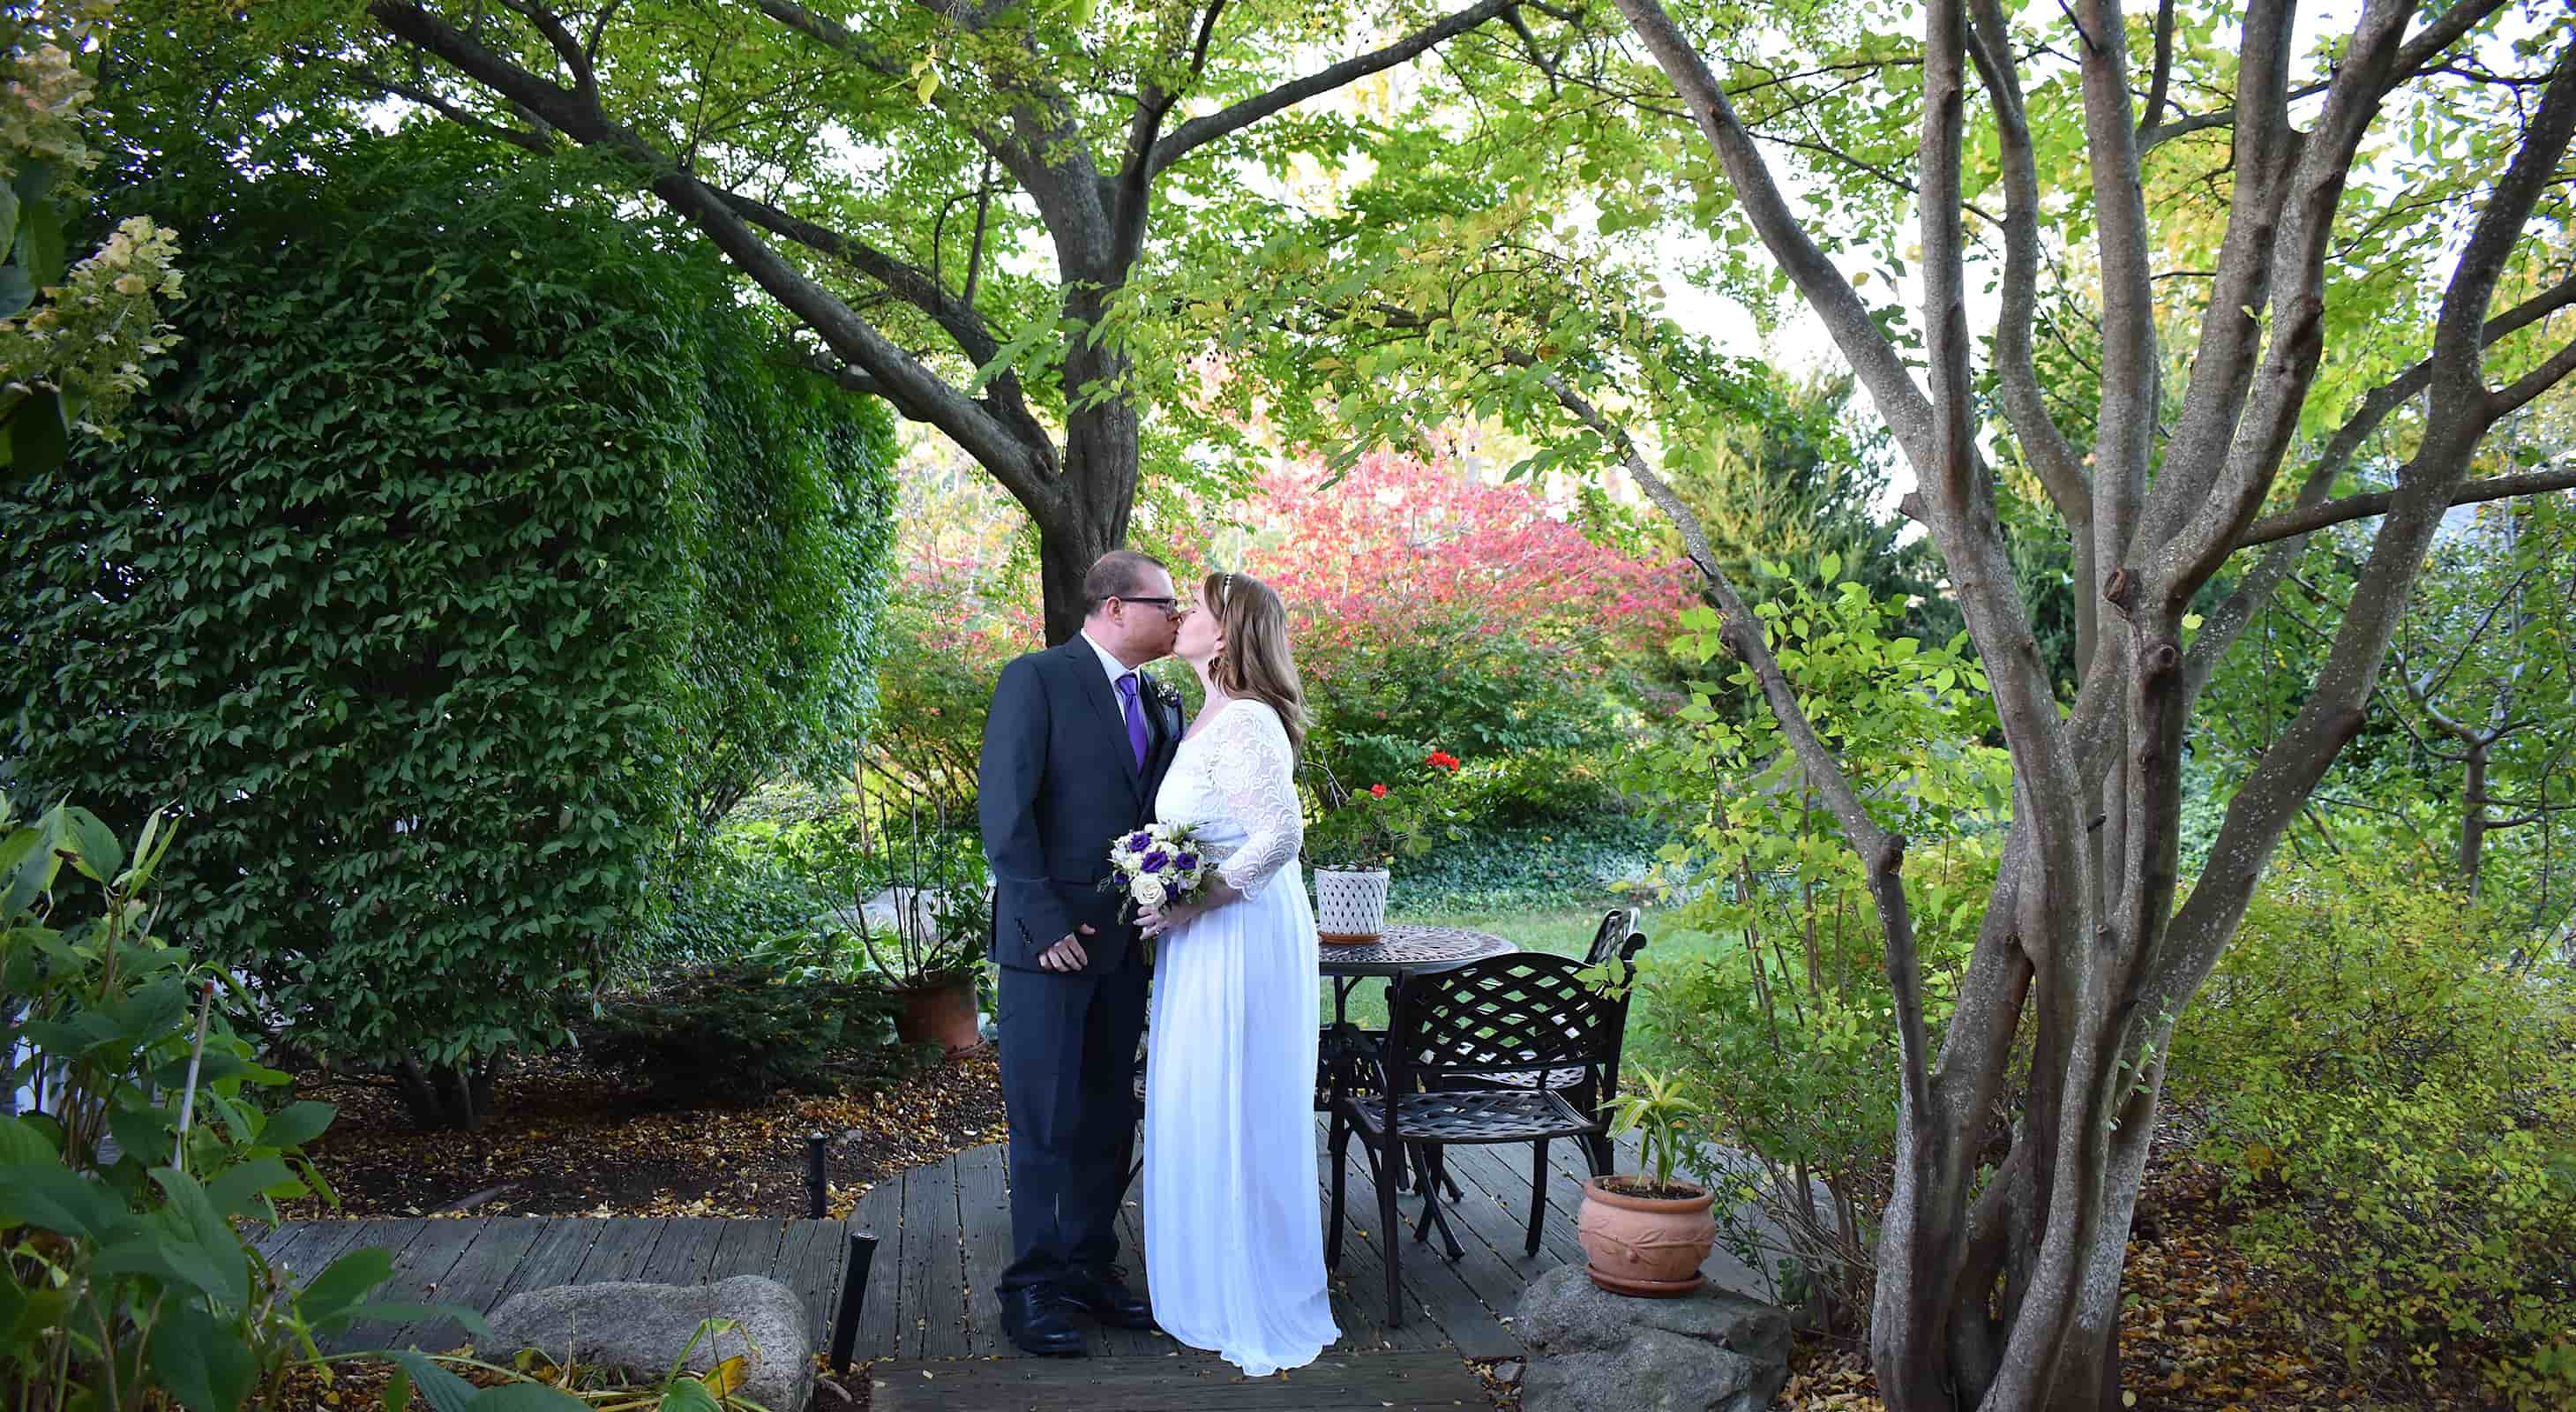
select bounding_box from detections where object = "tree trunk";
[393,1054,502,1130]
[1030,279,1144,646]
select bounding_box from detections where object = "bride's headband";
[1216,571,1235,615]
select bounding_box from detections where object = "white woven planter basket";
[1313,867,1390,944]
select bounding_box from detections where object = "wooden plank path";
[867,1349,1492,1411]
[254,1120,1750,1373]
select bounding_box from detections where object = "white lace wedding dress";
[1142,699,1339,1376]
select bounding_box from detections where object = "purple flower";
[1142,850,1171,874]
[1175,852,1199,872]
[1126,831,1153,851]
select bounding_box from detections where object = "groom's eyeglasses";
[1116,596,1186,618]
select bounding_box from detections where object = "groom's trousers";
[994,950,1149,1296]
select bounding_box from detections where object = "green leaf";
[206,1156,300,1216]
[64,807,122,882]
[0,182,19,259]
[389,1350,482,1412]
[8,386,69,477]
[1817,551,1842,583]
[467,1386,587,1412]
[0,1160,124,1238]
[0,264,32,320]
[256,1100,338,1152]
[11,160,56,209]
[299,1245,397,1328]
[0,1116,59,1166]
[151,1167,251,1304]
[148,1299,259,1412]
[17,199,64,289]
[656,1375,723,1412]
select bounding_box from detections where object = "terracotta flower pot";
[1314,867,1390,944]
[892,973,983,1055]
[1576,1175,1717,1296]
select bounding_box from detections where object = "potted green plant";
[782,791,992,1053]
[1301,753,1459,943]
[1577,1068,1718,1296]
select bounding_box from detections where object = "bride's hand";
[1136,902,1192,938]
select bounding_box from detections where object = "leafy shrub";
[1389,815,1672,914]
[734,801,992,988]
[2165,860,2576,1406]
[3,134,899,1127]
[633,841,833,978]
[0,795,485,1412]
[582,961,910,1105]
[1630,566,2010,1331]
[1244,454,1694,824]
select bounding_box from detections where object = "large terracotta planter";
[1314,867,1390,944]
[1576,1175,1717,1296]
[892,973,983,1054]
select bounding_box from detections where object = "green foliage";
[582,960,908,1106]
[0,794,493,1411]
[681,304,901,830]
[1385,815,1671,916]
[2165,860,2576,1407]
[0,134,899,1125]
[1603,1067,1704,1195]
[1633,567,2012,1326]
[729,797,992,988]
[1300,755,1465,873]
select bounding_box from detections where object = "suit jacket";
[978,636,1185,974]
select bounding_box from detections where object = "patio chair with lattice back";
[1426,908,1649,1177]
[1325,950,1633,1326]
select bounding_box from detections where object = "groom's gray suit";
[979,632,1183,1300]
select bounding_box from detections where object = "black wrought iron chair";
[1325,952,1631,1326]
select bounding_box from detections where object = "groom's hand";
[1037,926,1096,973]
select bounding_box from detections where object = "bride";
[1134,569,1340,1377]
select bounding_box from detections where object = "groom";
[978,550,1186,1356]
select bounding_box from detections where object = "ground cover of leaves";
[280,1046,1005,1220]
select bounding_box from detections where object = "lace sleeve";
[1206,704,1303,898]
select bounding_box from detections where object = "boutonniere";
[1146,679,1184,713]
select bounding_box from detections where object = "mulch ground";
[281,1045,1006,1220]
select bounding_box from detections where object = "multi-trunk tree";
[1236,0,2576,1406]
[1604,0,2576,1405]
[278,0,1532,641]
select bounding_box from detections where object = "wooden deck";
[255,1118,1759,1370]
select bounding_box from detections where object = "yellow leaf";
[2122,1394,2138,1408]
[703,1356,749,1399]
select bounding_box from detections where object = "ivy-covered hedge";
[2,137,899,1127]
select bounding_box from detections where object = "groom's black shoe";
[1000,1287,1087,1356]
[1060,1266,1157,1330]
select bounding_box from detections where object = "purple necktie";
[1116,673,1150,770]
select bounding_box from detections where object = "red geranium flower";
[1369,784,1389,798]
[1426,750,1460,771]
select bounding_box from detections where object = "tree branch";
[1145,0,1517,180]
[2235,463,2576,547]
[365,0,1062,511]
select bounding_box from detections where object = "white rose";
[1134,875,1169,909]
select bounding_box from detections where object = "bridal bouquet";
[1100,822,1214,921]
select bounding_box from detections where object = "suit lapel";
[1063,638,1145,801]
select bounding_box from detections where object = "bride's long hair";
[1204,570,1307,758]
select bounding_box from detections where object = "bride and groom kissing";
[976,550,1339,1375]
